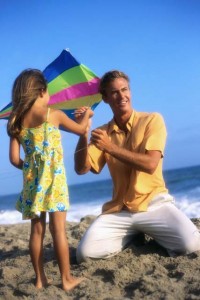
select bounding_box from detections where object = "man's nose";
[118,91,124,99]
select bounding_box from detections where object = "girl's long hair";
[7,69,47,137]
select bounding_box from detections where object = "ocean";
[0,165,200,225]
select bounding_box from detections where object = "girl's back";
[17,106,69,220]
[19,107,62,157]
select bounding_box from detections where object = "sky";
[0,0,200,195]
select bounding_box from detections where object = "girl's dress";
[16,108,69,219]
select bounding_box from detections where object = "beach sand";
[0,216,200,300]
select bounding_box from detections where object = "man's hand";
[90,129,112,151]
[91,128,162,174]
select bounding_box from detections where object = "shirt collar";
[108,110,135,134]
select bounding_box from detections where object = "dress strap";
[46,108,50,122]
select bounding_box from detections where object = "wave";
[1,194,200,225]
[1,165,200,225]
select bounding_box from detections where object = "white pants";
[76,194,200,263]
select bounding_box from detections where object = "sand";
[0,216,200,300]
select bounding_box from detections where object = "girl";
[7,69,93,291]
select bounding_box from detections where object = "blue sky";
[0,0,200,195]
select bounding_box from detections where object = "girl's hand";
[86,107,94,118]
[74,107,93,123]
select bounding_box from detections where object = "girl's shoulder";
[49,108,65,117]
[48,108,67,127]
[22,107,48,128]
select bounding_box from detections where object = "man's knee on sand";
[167,230,200,256]
[76,232,125,263]
[76,241,103,263]
[76,239,113,263]
[76,240,88,263]
[183,230,200,254]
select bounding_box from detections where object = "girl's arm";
[9,138,23,170]
[51,108,93,135]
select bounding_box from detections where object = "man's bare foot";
[62,277,85,291]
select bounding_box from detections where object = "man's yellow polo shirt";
[88,110,168,214]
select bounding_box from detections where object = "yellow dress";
[16,109,69,219]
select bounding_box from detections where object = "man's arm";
[74,133,92,174]
[90,129,161,174]
[73,108,93,174]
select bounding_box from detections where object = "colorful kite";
[0,49,102,120]
[0,102,12,120]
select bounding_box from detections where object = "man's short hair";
[99,70,130,97]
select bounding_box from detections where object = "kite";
[0,102,12,120]
[0,49,102,121]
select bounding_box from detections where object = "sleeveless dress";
[16,108,69,219]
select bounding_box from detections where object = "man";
[74,70,200,263]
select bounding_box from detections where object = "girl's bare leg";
[29,212,48,288]
[49,211,84,291]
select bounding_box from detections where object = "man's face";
[103,78,132,116]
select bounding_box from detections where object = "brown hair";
[99,70,130,97]
[7,69,47,137]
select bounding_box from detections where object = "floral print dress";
[16,109,69,219]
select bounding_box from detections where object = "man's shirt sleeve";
[144,113,167,156]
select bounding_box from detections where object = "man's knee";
[184,230,200,254]
[76,240,89,264]
[76,235,106,263]
[167,230,200,256]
